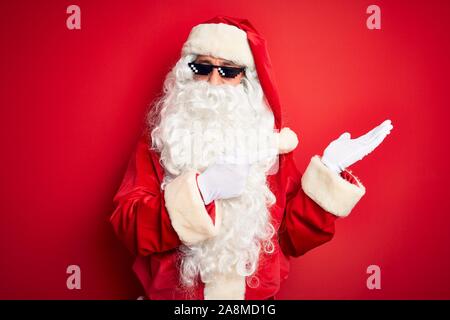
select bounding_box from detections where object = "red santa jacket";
[110,129,366,300]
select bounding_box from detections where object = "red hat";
[181,16,283,131]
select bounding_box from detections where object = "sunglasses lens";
[219,67,244,78]
[189,63,213,75]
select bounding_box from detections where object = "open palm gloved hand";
[321,119,394,174]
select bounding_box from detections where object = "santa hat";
[181,16,298,154]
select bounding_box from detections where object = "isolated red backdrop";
[1,0,449,299]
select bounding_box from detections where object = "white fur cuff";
[301,156,366,217]
[164,170,221,246]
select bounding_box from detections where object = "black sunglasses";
[188,62,246,79]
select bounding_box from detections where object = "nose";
[207,68,223,85]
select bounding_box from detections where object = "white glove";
[321,119,393,174]
[197,161,250,205]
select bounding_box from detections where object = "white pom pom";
[277,127,299,154]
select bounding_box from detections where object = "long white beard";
[149,56,278,289]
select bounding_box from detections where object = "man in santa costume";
[110,16,393,300]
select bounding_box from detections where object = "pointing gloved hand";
[197,159,250,205]
[321,119,394,174]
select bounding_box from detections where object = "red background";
[1,0,449,299]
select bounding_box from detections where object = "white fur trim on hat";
[182,23,255,69]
